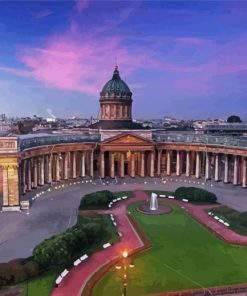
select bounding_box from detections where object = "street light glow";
[122,251,128,258]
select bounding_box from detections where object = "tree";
[227,115,242,123]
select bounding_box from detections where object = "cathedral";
[0,67,247,211]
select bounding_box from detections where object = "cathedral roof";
[100,66,132,97]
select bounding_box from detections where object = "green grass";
[92,202,247,296]
[16,269,58,296]
[1,214,119,296]
[207,206,247,236]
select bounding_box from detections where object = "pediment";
[102,133,153,145]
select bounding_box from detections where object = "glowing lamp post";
[115,250,135,296]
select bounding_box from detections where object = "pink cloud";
[2,23,247,98]
[10,34,151,95]
[76,0,87,13]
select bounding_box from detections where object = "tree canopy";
[227,115,242,123]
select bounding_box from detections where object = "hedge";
[33,221,103,268]
[79,190,114,210]
[174,187,217,203]
[0,258,40,287]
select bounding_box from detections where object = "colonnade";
[157,150,247,188]
[101,103,132,120]
[21,150,94,194]
[99,150,155,179]
[19,149,247,196]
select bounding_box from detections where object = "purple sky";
[0,1,247,119]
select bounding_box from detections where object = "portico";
[99,133,155,178]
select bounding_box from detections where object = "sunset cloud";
[12,34,151,95]
[1,1,247,118]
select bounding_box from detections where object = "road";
[1,176,247,263]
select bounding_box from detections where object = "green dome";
[100,66,132,96]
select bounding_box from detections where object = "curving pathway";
[52,190,247,296]
[51,190,146,296]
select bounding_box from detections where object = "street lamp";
[115,250,135,296]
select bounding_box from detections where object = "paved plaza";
[0,176,247,263]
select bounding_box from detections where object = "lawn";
[207,206,247,236]
[92,201,247,296]
[2,214,119,296]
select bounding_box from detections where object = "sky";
[0,1,247,120]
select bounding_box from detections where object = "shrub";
[174,187,217,203]
[79,190,114,210]
[33,220,104,268]
[0,258,39,286]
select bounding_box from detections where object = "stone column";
[33,158,38,188]
[71,152,76,179]
[27,159,32,191]
[214,154,219,182]
[2,166,9,206]
[56,154,60,181]
[149,151,154,177]
[37,158,41,186]
[90,150,94,177]
[119,152,124,178]
[195,152,200,179]
[233,155,238,185]
[81,152,85,177]
[63,152,68,180]
[242,156,247,188]
[47,155,52,184]
[109,152,115,178]
[2,165,20,207]
[40,156,45,186]
[130,152,135,177]
[100,152,105,178]
[140,152,145,177]
[43,155,47,183]
[22,160,26,194]
[186,151,190,177]
[224,154,229,183]
[176,151,181,176]
[167,151,171,175]
[205,152,210,180]
[157,150,162,176]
